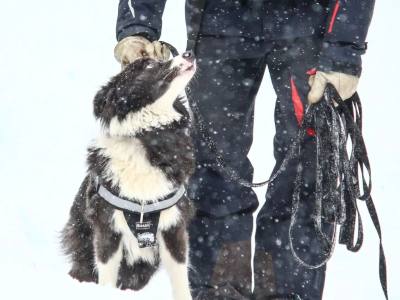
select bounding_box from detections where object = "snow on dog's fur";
[61,53,196,300]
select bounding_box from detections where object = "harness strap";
[94,176,186,214]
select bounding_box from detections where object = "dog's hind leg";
[160,223,192,300]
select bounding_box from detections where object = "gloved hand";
[114,36,171,67]
[308,70,359,104]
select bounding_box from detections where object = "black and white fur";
[61,54,196,299]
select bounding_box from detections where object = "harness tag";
[122,205,159,249]
[135,219,157,248]
[134,203,156,247]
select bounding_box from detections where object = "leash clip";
[140,202,144,223]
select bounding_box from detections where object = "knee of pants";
[189,240,253,300]
[255,212,333,251]
[188,213,253,296]
[254,215,331,297]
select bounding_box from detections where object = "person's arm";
[318,0,376,76]
[116,0,167,42]
[114,0,170,67]
[308,0,375,103]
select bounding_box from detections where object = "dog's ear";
[93,83,116,123]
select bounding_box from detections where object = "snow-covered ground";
[0,1,398,299]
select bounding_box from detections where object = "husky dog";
[61,52,196,300]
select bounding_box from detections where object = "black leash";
[187,85,274,188]
[189,79,389,298]
[161,41,388,299]
[288,86,388,299]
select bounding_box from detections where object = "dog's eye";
[146,63,155,69]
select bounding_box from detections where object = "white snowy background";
[0,1,398,299]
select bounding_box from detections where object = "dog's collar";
[92,175,185,214]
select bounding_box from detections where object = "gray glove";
[114,36,171,67]
[308,71,359,104]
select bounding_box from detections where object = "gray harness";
[92,175,186,248]
[93,175,185,214]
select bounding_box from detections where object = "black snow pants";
[187,37,330,300]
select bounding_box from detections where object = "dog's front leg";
[160,225,192,300]
[94,231,123,287]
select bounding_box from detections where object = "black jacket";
[116,0,375,75]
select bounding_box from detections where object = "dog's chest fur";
[85,121,194,266]
[89,120,194,202]
[138,125,194,186]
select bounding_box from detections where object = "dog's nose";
[182,51,195,62]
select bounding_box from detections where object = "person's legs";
[187,56,267,299]
[254,38,332,300]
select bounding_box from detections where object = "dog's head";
[94,52,196,135]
